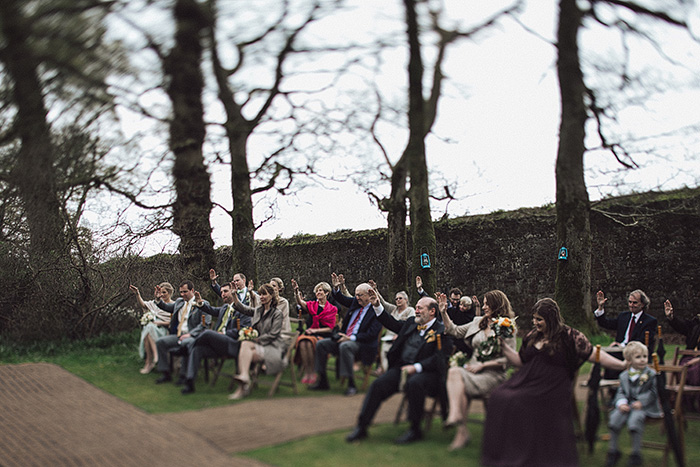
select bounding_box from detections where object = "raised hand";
[209,268,218,282]
[664,299,673,319]
[248,280,254,291]
[129,284,139,295]
[415,276,423,290]
[338,274,346,286]
[194,291,202,303]
[368,287,380,307]
[596,290,607,310]
[331,272,340,288]
[436,292,448,313]
[472,295,480,308]
[291,278,299,292]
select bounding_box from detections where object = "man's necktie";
[627,316,637,342]
[417,324,427,331]
[177,301,190,337]
[218,304,233,333]
[346,310,362,335]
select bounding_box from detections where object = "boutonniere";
[639,373,650,385]
[425,329,437,343]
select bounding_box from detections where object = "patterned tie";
[417,324,427,331]
[346,310,362,335]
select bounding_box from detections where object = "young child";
[605,341,661,467]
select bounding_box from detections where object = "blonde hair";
[623,341,648,361]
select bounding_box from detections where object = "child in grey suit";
[605,341,661,467]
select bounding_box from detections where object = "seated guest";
[290,279,338,385]
[346,293,452,444]
[594,289,658,352]
[664,299,700,411]
[450,295,481,356]
[605,341,661,467]
[310,273,382,396]
[154,281,211,385]
[180,283,252,394]
[130,282,173,374]
[269,277,292,333]
[368,281,415,375]
[209,268,258,308]
[228,283,286,400]
[482,298,626,466]
[440,290,516,451]
[449,294,478,325]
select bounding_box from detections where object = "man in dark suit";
[594,289,658,353]
[154,280,211,385]
[180,282,252,394]
[346,293,452,444]
[310,274,382,396]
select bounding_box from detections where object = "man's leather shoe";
[604,450,621,467]
[344,386,358,396]
[309,379,329,391]
[181,380,195,394]
[155,373,172,384]
[346,426,368,442]
[175,376,187,386]
[394,429,423,445]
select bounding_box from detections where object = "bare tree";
[554,0,696,329]
[204,0,344,282]
[163,0,216,279]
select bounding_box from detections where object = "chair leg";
[210,358,225,387]
[394,394,407,425]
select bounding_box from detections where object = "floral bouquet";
[476,337,499,362]
[449,351,469,368]
[140,313,155,326]
[492,316,517,339]
[238,327,259,341]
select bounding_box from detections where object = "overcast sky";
[103,0,700,255]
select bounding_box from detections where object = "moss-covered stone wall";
[130,188,700,338]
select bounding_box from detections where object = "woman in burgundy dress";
[482,298,626,466]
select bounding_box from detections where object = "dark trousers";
[358,366,440,431]
[186,330,241,380]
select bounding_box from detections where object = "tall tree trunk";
[554,0,595,331]
[386,155,409,295]
[404,0,437,297]
[207,8,257,284]
[165,0,216,281]
[0,0,65,262]
[229,130,256,282]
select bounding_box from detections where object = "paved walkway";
[2,363,487,465]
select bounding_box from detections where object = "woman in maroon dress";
[482,298,626,466]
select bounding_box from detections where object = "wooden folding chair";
[249,331,299,397]
[671,348,700,421]
[168,346,209,383]
[210,356,237,390]
[394,393,439,431]
[641,364,688,467]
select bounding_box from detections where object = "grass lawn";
[2,330,698,466]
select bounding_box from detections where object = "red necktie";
[627,316,636,341]
[346,310,362,335]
